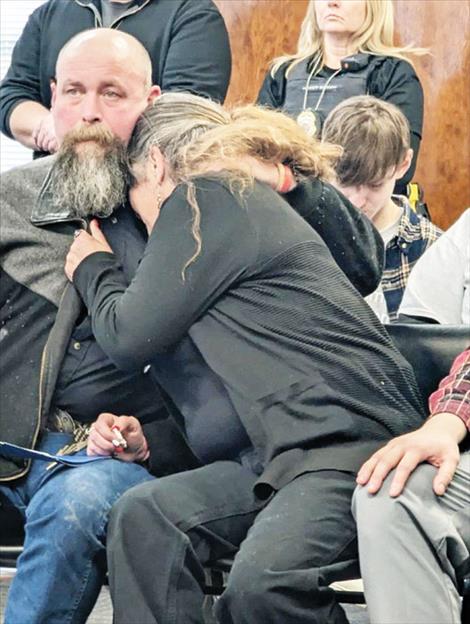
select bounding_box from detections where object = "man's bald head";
[56,29,152,89]
[48,28,160,218]
[51,28,160,146]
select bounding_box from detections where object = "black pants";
[107,461,359,624]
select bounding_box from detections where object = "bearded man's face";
[48,124,128,219]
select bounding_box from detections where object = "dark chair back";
[386,324,470,410]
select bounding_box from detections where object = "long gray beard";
[48,134,128,219]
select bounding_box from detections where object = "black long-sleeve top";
[74,177,425,495]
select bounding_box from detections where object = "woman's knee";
[109,479,160,531]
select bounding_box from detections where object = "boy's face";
[336,150,413,224]
[337,171,398,222]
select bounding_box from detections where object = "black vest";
[283,53,380,136]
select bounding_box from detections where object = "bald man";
[0,29,199,624]
[1,0,231,154]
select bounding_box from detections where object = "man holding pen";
[0,30,199,624]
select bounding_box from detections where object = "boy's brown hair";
[322,95,410,187]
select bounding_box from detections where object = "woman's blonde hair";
[271,0,427,78]
[127,92,340,274]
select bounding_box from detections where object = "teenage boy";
[322,95,441,321]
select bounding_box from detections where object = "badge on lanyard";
[296,109,320,138]
[297,65,341,138]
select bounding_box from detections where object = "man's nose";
[81,93,102,124]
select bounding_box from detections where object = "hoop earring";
[156,190,162,212]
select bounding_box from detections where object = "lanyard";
[297,60,341,137]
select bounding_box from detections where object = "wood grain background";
[214,0,470,229]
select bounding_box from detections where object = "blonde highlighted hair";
[271,0,427,78]
[127,92,340,273]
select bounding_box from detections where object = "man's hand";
[243,157,281,190]
[9,101,57,151]
[198,156,297,193]
[356,413,466,497]
[65,219,113,281]
[244,157,297,193]
[87,412,150,463]
[32,111,58,154]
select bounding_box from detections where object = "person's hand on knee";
[356,413,465,497]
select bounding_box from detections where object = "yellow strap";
[407,182,420,212]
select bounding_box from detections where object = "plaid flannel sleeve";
[428,348,470,430]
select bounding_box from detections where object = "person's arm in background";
[370,58,424,192]
[398,210,469,324]
[283,179,384,296]
[9,103,57,153]
[357,348,470,497]
[0,4,57,152]
[257,64,288,108]
[161,0,231,102]
[242,159,384,296]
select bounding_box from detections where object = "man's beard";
[48,125,128,219]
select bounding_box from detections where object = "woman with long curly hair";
[65,92,424,624]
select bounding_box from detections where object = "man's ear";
[50,79,57,108]
[396,148,413,179]
[147,85,161,105]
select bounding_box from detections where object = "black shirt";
[53,204,163,424]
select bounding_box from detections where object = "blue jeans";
[0,432,154,624]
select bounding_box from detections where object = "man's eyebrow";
[99,80,126,91]
[62,79,84,88]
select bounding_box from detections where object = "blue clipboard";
[0,441,111,466]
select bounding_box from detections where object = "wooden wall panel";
[394,0,470,229]
[215,0,470,229]
[214,0,308,104]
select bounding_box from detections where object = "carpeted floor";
[1,569,369,624]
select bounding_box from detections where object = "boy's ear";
[396,148,413,179]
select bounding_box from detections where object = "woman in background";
[258,0,426,194]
